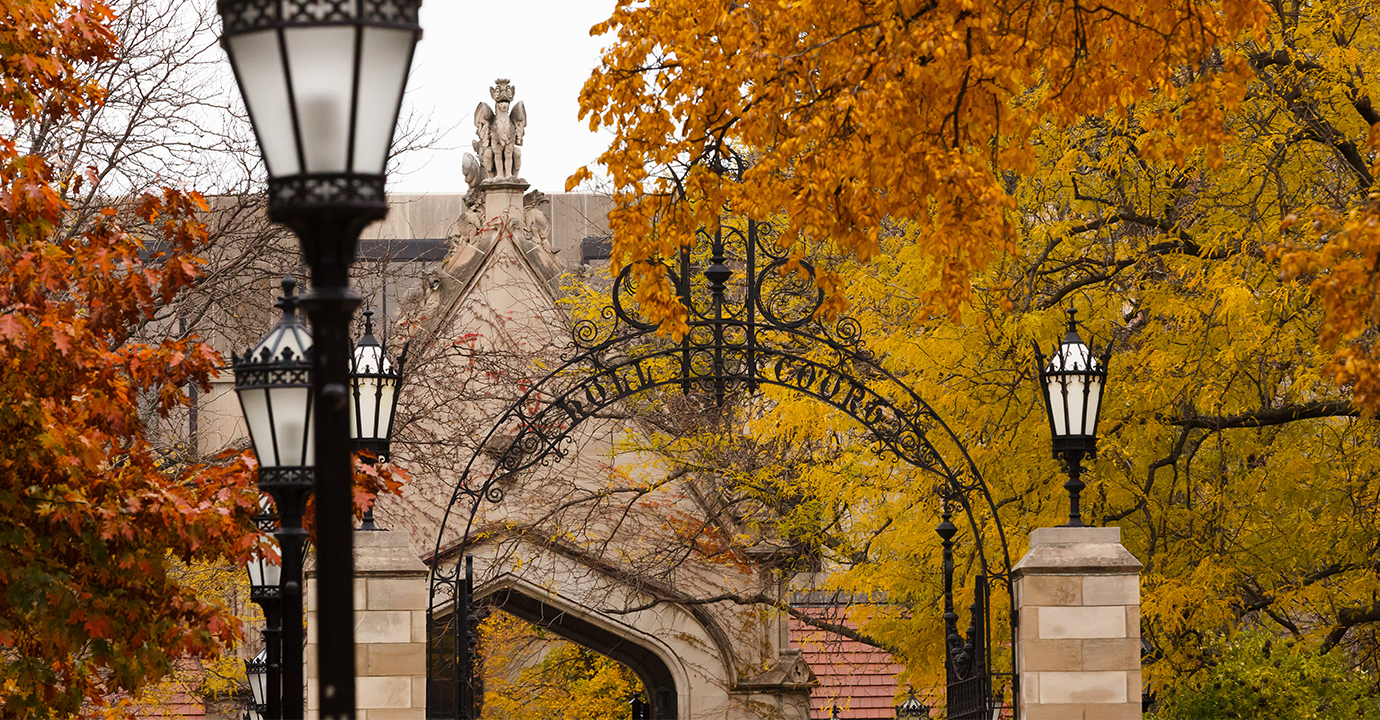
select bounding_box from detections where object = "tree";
[575,0,1267,332]
[478,613,642,720]
[6,0,441,383]
[0,1,262,715]
[100,561,257,719]
[1150,631,1380,719]
[1279,177,1380,408]
[570,0,1380,699]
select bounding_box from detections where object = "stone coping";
[1013,526,1142,576]
[305,530,427,577]
[478,179,530,191]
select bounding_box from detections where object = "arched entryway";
[482,578,681,719]
[423,218,1016,719]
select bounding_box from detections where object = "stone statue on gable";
[463,78,527,185]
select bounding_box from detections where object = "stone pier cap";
[1013,527,1142,576]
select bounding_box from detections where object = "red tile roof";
[791,613,921,719]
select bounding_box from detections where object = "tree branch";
[1321,602,1380,654]
[1166,401,1359,430]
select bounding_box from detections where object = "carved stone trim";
[735,650,818,691]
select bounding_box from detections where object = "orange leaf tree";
[1279,178,1380,409]
[576,0,1269,334]
[0,1,259,715]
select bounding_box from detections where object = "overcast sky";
[390,0,618,195]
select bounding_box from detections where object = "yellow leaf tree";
[572,0,1380,705]
[478,613,642,720]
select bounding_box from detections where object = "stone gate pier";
[1013,526,1143,720]
[306,530,430,720]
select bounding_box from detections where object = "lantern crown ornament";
[349,309,407,461]
[1033,308,1112,459]
[896,688,930,718]
[232,276,315,469]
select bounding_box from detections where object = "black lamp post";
[349,309,407,531]
[1034,309,1112,527]
[245,648,268,720]
[896,688,930,718]
[629,693,649,720]
[233,277,314,719]
[217,3,422,717]
[246,501,284,720]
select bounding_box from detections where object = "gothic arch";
[479,572,690,719]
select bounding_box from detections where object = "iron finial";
[274,275,297,314]
[1063,307,1081,344]
[356,308,380,348]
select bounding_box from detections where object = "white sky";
[391,0,618,195]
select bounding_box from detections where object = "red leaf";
[0,314,25,346]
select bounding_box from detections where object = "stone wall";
[306,530,430,720]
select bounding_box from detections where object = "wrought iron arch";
[425,219,1018,719]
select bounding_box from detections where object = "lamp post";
[629,693,649,720]
[896,688,930,719]
[349,309,407,531]
[246,502,283,720]
[245,648,268,720]
[217,3,422,716]
[1034,309,1112,527]
[233,277,314,718]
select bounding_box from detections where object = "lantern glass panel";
[283,26,356,173]
[350,375,379,441]
[352,27,415,173]
[1060,375,1086,436]
[353,342,388,373]
[246,548,283,589]
[267,322,310,360]
[237,387,277,465]
[271,385,314,466]
[240,385,313,467]
[375,378,397,439]
[227,31,299,176]
[1083,377,1103,436]
[247,648,268,708]
[351,343,398,442]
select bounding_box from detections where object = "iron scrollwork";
[426,217,1017,719]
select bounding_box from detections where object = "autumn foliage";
[571,0,1380,707]
[576,0,1267,334]
[1279,182,1380,408]
[478,613,641,720]
[0,1,260,715]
